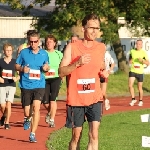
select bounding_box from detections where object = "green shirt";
[22,43,28,49]
[45,50,63,78]
[130,49,148,74]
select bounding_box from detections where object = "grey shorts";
[66,102,103,128]
[0,86,16,104]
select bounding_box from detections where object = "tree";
[1,0,150,72]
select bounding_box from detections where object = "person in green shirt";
[129,39,149,106]
[43,34,63,127]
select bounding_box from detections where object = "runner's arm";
[12,71,20,82]
[16,44,23,58]
[142,53,149,66]
[129,54,132,64]
[142,59,149,66]
[15,52,24,72]
[109,55,115,73]
[0,77,4,83]
[58,43,80,78]
[15,64,23,72]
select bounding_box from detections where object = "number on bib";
[45,69,55,78]
[77,78,95,94]
[2,69,13,79]
[29,69,40,80]
[134,64,140,69]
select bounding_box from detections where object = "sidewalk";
[1,96,150,150]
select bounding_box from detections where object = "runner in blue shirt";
[15,31,50,143]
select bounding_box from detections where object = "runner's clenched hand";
[42,62,50,72]
[100,70,109,78]
[75,54,91,67]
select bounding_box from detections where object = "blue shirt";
[16,48,50,89]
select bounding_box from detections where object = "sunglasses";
[30,40,38,43]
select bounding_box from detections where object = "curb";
[14,92,150,102]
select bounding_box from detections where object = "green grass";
[107,71,150,96]
[15,72,150,98]
[46,109,150,150]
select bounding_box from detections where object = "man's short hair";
[29,31,40,39]
[26,30,37,38]
[136,39,143,43]
[82,14,100,27]
[71,34,79,38]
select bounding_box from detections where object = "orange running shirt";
[67,40,106,106]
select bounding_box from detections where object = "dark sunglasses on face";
[30,40,38,43]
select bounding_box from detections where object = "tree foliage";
[1,0,150,40]
[1,0,150,72]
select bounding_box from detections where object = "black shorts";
[42,77,61,104]
[100,77,108,83]
[129,71,143,82]
[65,102,103,128]
[21,88,45,107]
[66,76,69,88]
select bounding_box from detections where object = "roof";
[0,5,55,17]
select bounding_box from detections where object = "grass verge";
[46,109,150,150]
[15,72,150,98]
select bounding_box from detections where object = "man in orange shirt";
[59,14,108,150]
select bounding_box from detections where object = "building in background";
[0,4,150,73]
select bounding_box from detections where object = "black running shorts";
[21,88,45,107]
[42,77,61,104]
[65,101,103,128]
[129,71,143,82]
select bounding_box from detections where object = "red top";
[67,40,106,106]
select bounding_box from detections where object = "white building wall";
[0,17,37,38]
[0,16,142,39]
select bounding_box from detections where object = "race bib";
[77,78,95,94]
[134,64,140,69]
[45,69,55,78]
[29,69,40,80]
[2,69,13,79]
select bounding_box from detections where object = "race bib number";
[45,69,55,78]
[77,78,95,94]
[2,69,13,79]
[134,64,140,69]
[29,69,40,80]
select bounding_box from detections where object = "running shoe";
[138,101,143,106]
[49,119,55,128]
[45,113,50,124]
[4,124,10,130]
[105,99,110,110]
[129,99,137,106]
[29,133,37,143]
[23,118,31,130]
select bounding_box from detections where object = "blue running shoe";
[23,118,31,130]
[29,133,37,143]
